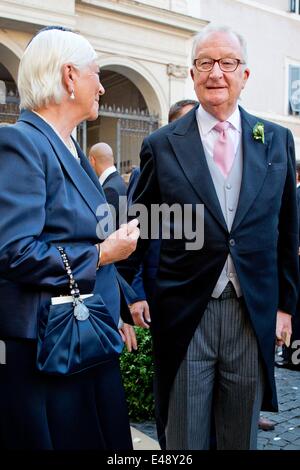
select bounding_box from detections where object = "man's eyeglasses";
[193,57,245,73]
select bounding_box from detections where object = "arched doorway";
[82,69,159,174]
[0,44,20,125]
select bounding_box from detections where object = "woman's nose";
[99,83,105,96]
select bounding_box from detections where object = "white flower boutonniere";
[252,122,265,144]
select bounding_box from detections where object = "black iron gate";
[79,104,159,173]
[101,104,159,173]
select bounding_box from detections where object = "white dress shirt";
[100,165,117,186]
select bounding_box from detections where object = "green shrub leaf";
[120,327,155,421]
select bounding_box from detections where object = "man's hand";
[129,300,151,328]
[119,322,137,352]
[276,310,292,347]
[98,219,140,265]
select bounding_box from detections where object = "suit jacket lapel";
[19,111,105,223]
[232,107,273,231]
[167,108,228,232]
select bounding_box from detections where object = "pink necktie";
[213,121,235,178]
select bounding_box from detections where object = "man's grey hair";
[18,29,97,110]
[191,24,248,66]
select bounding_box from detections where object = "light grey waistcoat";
[203,139,243,297]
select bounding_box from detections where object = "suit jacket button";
[229,238,235,246]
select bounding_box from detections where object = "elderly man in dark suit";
[124,24,299,450]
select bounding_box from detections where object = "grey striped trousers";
[165,283,265,450]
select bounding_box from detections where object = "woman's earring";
[70,90,75,100]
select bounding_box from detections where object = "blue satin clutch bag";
[36,246,123,375]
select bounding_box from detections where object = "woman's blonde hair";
[18,28,97,110]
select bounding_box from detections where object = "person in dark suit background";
[0,27,140,450]
[122,24,299,450]
[275,161,300,371]
[127,99,198,327]
[168,99,199,124]
[89,142,127,229]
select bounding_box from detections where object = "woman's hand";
[97,218,140,266]
[119,322,137,352]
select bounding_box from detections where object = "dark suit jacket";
[127,167,140,207]
[103,170,127,229]
[123,105,299,431]
[0,110,136,340]
[127,167,160,300]
[297,186,300,238]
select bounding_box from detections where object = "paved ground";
[131,426,160,450]
[131,353,300,450]
[258,364,300,450]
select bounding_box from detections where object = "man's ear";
[89,155,95,169]
[241,67,250,89]
[190,68,195,81]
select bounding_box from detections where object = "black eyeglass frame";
[193,57,246,73]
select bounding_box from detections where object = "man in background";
[168,99,198,124]
[89,142,127,229]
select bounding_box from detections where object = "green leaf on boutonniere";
[252,122,265,144]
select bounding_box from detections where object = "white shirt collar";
[196,104,241,136]
[100,165,117,185]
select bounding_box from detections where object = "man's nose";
[209,61,223,79]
